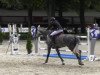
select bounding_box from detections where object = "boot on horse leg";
[73,50,84,65]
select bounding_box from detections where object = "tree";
[55,0,70,17]
[0,26,3,45]
[55,0,72,27]
[26,32,32,54]
[87,0,100,11]
[0,0,23,9]
[19,0,43,28]
[44,0,55,25]
[69,0,100,33]
[79,0,85,33]
[19,0,44,54]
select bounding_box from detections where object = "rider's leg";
[50,35,55,45]
[50,31,57,44]
[52,35,56,44]
[50,30,63,45]
[51,30,63,36]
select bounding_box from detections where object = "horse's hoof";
[79,63,84,66]
[62,63,65,65]
[43,62,47,64]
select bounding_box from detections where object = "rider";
[46,17,63,45]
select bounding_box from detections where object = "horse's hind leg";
[74,50,84,65]
[72,44,84,65]
[44,46,51,64]
[56,48,65,65]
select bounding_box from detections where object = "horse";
[35,26,84,66]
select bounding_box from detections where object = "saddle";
[56,32,64,36]
[49,32,64,47]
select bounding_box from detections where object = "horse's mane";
[38,27,46,32]
[37,27,53,44]
[38,27,51,36]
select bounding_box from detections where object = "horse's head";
[35,26,49,39]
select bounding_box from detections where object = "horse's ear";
[38,25,40,28]
[37,25,40,30]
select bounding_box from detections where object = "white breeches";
[50,29,63,36]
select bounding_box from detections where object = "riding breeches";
[50,29,63,36]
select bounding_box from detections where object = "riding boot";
[52,36,55,45]
[50,35,55,45]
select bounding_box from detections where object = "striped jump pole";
[7,24,19,55]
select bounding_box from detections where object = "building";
[0,9,100,27]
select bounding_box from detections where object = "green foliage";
[26,32,33,54]
[19,0,44,9]
[55,0,71,11]
[3,32,9,39]
[1,0,44,10]
[90,0,100,11]
[19,33,28,40]
[0,30,3,44]
[1,0,100,11]
[0,0,23,9]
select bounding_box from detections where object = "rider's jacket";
[47,19,63,30]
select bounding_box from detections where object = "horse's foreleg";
[44,46,51,64]
[56,48,65,65]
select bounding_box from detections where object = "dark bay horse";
[36,27,84,66]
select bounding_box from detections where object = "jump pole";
[87,28,92,61]
[34,37,39,53]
